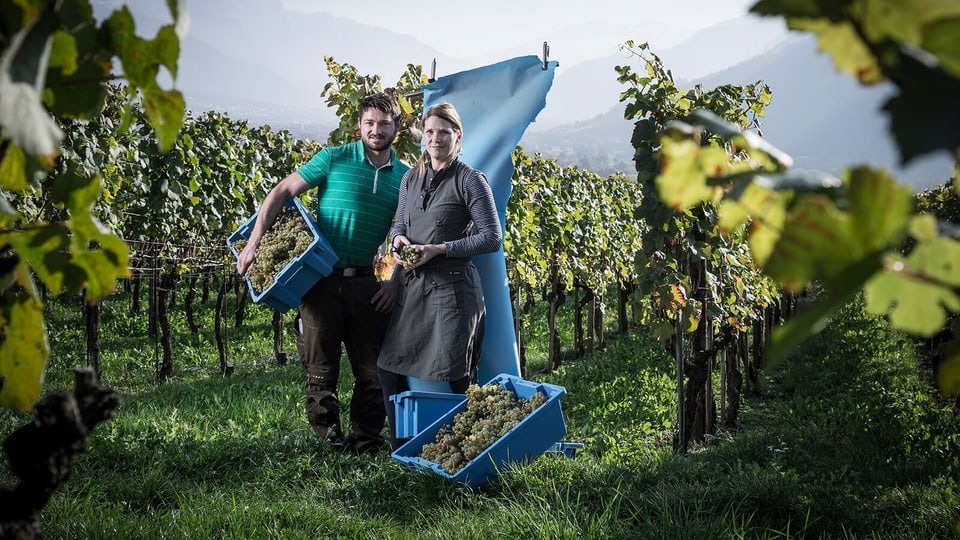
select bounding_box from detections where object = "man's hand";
[371,278,398,313]
[237,240,258,275]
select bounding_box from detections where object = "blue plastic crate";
[392,373,567,490]
[391,390,583,457]
[227,198,338,312]
[391,390,466,440]
[546,441,585,457]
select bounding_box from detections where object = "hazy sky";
[280,0,762,59]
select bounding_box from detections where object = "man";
[237,93,408,455]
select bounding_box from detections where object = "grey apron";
[378,162,485,381]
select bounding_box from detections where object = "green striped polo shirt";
[297,139,409,268]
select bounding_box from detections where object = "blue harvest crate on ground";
[392,389,582,455]
[391,373,567,490]
[391,391,466,440]
[227,198,338,312]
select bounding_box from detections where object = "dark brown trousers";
[299,273,388,453]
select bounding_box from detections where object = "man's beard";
[363,136,393,152]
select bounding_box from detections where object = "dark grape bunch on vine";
[234,207,315,293]
[419,383,548,474]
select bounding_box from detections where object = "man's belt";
[330,266,374,278]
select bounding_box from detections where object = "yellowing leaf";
[0,263,48,411]
[864,230,960,338]
[670,283,688,306]
[49,30,78,76]
[936,344,960,396]
[923,16,960,78]
[142,87,185,152]
[846,167,913,252]
[656,138,712,210]
[790,18,885,84]
[909,213,938,241]
[60,172,130,299]
[0,142,31,193]
[865,270,960,336]
[725,181,787,267]
[7,224,72,294]
[904,223,960,288]
[762,195,860,291]
[717,198,750,233]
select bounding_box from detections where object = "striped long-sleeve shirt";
[390,162,502,258]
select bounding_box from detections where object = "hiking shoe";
[344,436,385,456]
[314,424,346,450]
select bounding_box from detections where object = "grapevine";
[419,383,548,474]
[234,207,315,293]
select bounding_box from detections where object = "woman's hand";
[408,243,445,268]
[393,235,421,268]
[392,235,411,251]
[393,236,446,268]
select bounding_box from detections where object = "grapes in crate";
[419,383,548,474]
[234,207,314,293]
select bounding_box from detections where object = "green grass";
[1,287,958,538]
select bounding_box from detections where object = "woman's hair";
[359,92,402,128]
[415,102,463,173]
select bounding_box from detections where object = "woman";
[377,102,502,450]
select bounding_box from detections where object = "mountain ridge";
[89,1,952,191]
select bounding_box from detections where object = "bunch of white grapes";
[419,383,548,474]
[395,245,421,265]
[234,207,314,293]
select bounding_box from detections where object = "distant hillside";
[520,106,633,176]
[93,0,460,141]
[522,33,954,191]
[695,33,953,190]
[531,15,787,129]
[90,2,953,190]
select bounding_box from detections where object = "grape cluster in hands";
[395,245,422,265]
[234,207,314,293]
[419,383,548,474]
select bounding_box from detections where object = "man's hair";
[360,92,402,127]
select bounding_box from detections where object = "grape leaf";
[0,13,64,158]
[936,340,960,396]
[922,16,960,78]
[8,170,130,298]
[882,45,960,165]
[790,18,885,84]
[864,270,960,337]
[863,215,960,337]
[56,171,131,300]
[846,166,913,252]
[102,8,185,151]
[141,85,186,155]
[743,186,789,267]
[6,223,75,294]
[763,168,912,292]
[656,137,713,211]
[0,143,31,193]
[690,109,793,168]
[0,262,48,411]
[762,194,862,291]
[753,169,843,194]
[750,0,851,21]
[768,252,882,364]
